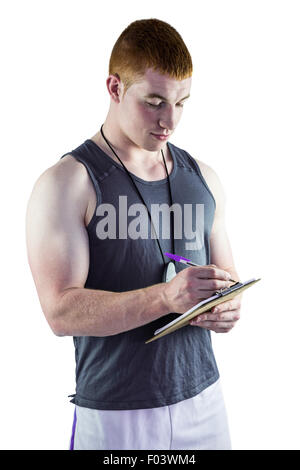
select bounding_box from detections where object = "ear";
[106,74,123,103]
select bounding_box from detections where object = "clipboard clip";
[216,281,243,296]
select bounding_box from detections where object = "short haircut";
[109,18,193,97]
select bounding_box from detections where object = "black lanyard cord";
[100,124,175,265]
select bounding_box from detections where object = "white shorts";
[69,378,231,450]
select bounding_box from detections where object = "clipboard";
[145,278,261,344]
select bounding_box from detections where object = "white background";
[0,0,299,450]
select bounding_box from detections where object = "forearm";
[229,268,244,306]
[53,283,170,337]
[221,265,240,283]
[224,266,243,302]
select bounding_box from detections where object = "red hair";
[109,18,193,96]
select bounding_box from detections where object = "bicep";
[196,159,237,272]
[209,174,237,272]
[25,164,90,332]
[210,224,236,272]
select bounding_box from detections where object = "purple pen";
[164,252,237,282]
[164,252,199,267]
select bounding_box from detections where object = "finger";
[191,320,237,329]
[190,322,234,333]
[192,289,229,300]
[193,312,240,323]
[212,299,240,313]
[189,266,231,281]
[211,303,240,315]
[214,328,233,334]
[193,278,231,291]
[210,305,240,319]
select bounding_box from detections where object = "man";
[26,18,241,450]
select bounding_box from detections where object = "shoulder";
[48,153,90,184]
[192,159,227,237]
[196,159,225,198]
[28,154,92,220]
[191,157,226,215]
[33,154,87,186]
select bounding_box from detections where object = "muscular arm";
[199,162,240,281]
[190,161,242,332]
[25,158,169,337]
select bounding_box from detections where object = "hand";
[189,296,242,333]
[163,264,232,314]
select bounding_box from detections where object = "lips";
[151,133,170,140]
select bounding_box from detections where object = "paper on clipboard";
[145,277,260,344]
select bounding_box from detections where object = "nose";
[158,107,176,132]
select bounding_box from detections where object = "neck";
[96,118,168,167]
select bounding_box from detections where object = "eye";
[146,102,184,108]
[146,102,162,108]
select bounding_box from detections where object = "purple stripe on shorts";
[69,408,77,450]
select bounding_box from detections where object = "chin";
[145,139,164,151]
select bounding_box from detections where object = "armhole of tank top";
[65,153,102,230]
[183,150,217,211]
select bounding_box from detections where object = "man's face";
[117,67,192,151]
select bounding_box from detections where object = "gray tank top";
[60,139,219,410]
